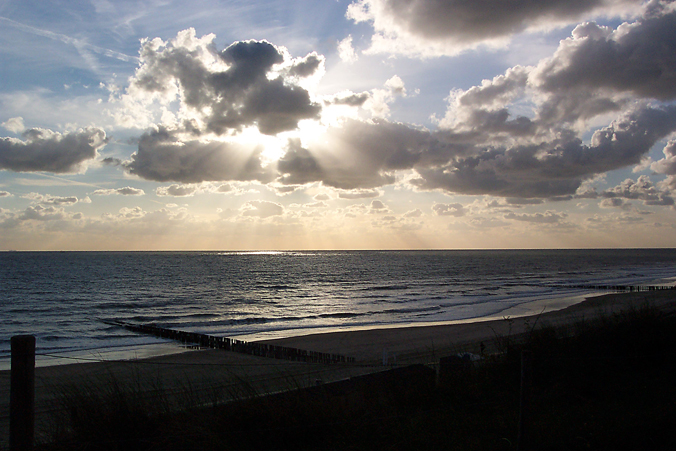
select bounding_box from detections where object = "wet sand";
[2,289,675,445]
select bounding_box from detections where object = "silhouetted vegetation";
[40,303,676,450]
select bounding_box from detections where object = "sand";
[2,289,675,445]
[257,289,676,362]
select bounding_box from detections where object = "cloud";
[415,104,676,198]
[101,157,123,167]
[1,117,25,133]
[532,10,676,103]
[270,9,676,200]
[326,91,370,107]
[305,201,328,208]
[110,8,676,206]
[278,118,440,190]
[240,200,284,218]
[215,184,234,193]
[124,29,321,136]
[403,208,423,218]
[117,206,146,219]
[92,187,145,196]
[337,189,381,199]
[601,175,674,206]
[337,35,358,63]
[506,198,544,205]
[469,217,510,228]
[346,0,641,57]
[288,52,324,78]
[156,184,199,197]
[439,7,676,136]
[599,197,632,209]
[18,205,68,221]
[0,127,107,173]
[651,140,676,175]
[504,211,567,223]
[22,193,83,206]
[124,126,275,183]
[0,191,12,197]
[369,199,389,213]
[432,203,466,217]
[363,75,408,118]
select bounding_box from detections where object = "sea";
[2,249,676,369]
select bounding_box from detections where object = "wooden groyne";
[104,320,355,364]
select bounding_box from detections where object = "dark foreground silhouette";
[40,304,676,451]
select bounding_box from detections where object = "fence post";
[517,350,532,451]
[10,335,35,451]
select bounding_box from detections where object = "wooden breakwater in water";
[104,320,355,364]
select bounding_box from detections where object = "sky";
[1,0,676,250]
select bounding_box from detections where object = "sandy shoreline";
[257,289,676,362]
[2,289,675,445]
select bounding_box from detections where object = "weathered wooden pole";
[517,350,532,451]
[10,335,35,451]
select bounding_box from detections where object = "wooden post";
[10,335,35,451]
[517,350,532,451]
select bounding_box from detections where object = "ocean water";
[2,249,676,367]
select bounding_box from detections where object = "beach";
[2,289,675,446]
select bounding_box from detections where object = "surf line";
[102,319,355,364]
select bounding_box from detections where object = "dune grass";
[39,302,676,450]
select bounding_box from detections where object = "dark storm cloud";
[123,10,676,202]
[130,31,321,136]
[348,0,637,47]
[277,139,324,185]
[405,7,676,201]
[277,119,459,189]
[414,105,676,198]
[0,127,106,173]
[534,10,676,102]
[442,7,676,135]
[526,7,676,128]
[274,101,676,198]
[124,126,275,183]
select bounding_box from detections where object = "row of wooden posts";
[107,320,355,364]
